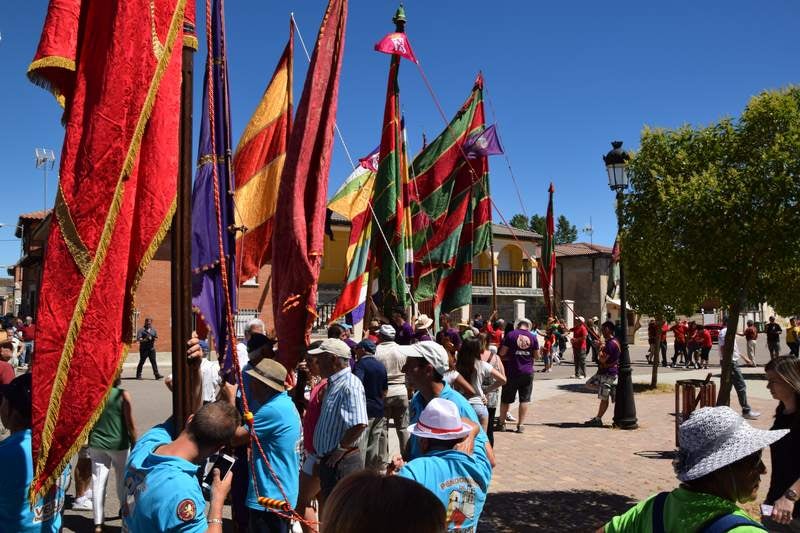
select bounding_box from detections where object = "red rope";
[202,0,313,528]
[415,63,539,267]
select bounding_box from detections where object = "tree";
[554,215,577,244]
[509,213,529,231]
[623,87,800,402]
[529,214,546,236]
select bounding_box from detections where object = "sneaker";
[73,497,93,510]
[584,417,603,427]
[505,412,516,422]
[515,425,525,433]
[743,410,761,420]
[155,374,164,380]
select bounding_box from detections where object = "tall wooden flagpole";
[172,42,201,431]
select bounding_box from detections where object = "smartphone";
[201,453,236,491]
[760,504,774,517]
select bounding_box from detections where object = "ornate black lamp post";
[604,141,638,429]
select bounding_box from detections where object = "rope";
[483,82,529,220]
[203,1,311,527]
[293,14,416,309]
[414,63,539,266]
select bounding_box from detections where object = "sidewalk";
[481,379,776,531]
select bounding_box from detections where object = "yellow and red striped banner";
[233,22,293,281]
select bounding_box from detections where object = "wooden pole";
[171,45,201,431]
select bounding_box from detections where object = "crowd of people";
[1,310,800,531]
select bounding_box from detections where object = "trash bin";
[675,376,716,446]
[755,321,765,333]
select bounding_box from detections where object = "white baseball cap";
[307,338,352,359]
[408,398,471,440]
[378,324,396,340]
[398,341,449,376]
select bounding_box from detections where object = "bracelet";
[208,518,223,525]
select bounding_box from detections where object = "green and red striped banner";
[410,74,491,314]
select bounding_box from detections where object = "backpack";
[651,491,766,533]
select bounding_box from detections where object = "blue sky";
[0,0,798,268]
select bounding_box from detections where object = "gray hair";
[246,318,265,334]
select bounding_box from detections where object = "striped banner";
[233,23,293,280]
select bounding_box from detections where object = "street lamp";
[603,140,638,430]
[35,148,56,211]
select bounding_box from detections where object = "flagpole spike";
[393,5,406,32]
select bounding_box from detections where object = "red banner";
[272,0,348,374]
[27,0,188,501]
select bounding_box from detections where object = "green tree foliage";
[509,213,529,230]
[529,214,546,236]
[554,215,577,244]
[623,87,800,403]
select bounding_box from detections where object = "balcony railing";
[473,269,532,288]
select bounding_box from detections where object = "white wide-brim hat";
[408,397,472,440]
[675,406,789,482]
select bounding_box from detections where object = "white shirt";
[718,327,740,362]
[200,358,221,402]
[375,341,407,397]
[236,341,249,369]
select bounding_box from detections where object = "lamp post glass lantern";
[603,140,638,430]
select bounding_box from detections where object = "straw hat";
[414,314,434,330]
[674,406,788,482]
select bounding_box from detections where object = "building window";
[242,276,258,287]
[472,296,489,305]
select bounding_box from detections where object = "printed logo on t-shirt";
[176,498,197,521]
[442,477,478,530]
[516,335,531,350]
[32,472,66,524]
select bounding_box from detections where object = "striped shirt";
[313,367,368,456]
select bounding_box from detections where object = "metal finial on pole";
[393,5,406,32]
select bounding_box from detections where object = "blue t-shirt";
[247,391,302,511]
[398,440,492,531]
[0,429,69,533]
[353,355,388,418]
[123,424,206,532]
[407,383,484,460]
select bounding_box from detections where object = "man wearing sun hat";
[396,397,493,531]
[230,357,301,532]
[413,314,434,343]
[601,406,788,532]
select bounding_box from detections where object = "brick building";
[11,210,274,352]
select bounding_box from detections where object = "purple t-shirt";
[413,331,432,343]
[600,337,620,376]
[502,329,538,376]
[395,322,414,346]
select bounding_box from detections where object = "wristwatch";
[785,488,799,502]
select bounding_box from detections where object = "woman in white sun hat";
[601,406,788,533]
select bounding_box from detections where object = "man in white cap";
[230,358,301,532]
[395,398,494,531]
[375,324,410,459]
[399,341,487,461]
[498,318,539,433]
[308,338,368,504]
[601,406,787,532]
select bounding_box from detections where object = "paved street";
[59,338,782,532]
